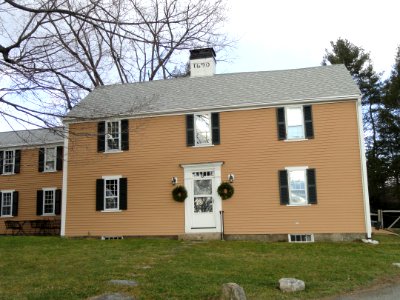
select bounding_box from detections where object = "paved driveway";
[333,283,400,300]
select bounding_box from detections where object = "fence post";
[378,209,383,229]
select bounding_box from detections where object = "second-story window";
[106,121,121,151]
[3,150,14,174]
[45,147,56,171]
[97,120,129,153]
[276,105,314,141]
[186,113,220,147]
[0,150,21,175]
[195,114,212,145]
[38,147,63,172]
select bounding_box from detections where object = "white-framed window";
[106,120,121,151]
[42,188,56,215]
[288,234,314,243]
[286,106,305,140]
[194,113,212,146]
[104,176,120,211]
[2,150,15,174]
[1,190,14,217]
[286,167,308,206]
[44,147,57,172]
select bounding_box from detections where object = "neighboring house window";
[97,120,129,152]
[0,150,21,175]
[276,105,314,140]
[0,190,18,217]
[279,167,317,205]
[96,177,128,211]
[36,189,62,216]
[186,112,220,146]
[38,147,63,172]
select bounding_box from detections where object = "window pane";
[105,179,118,209]
[1,192,12,216]
[44,190,55,214]
[4,151,14,173]
[286,107,304,139]
[107,122,120,150]
[45,148,56,171]
[289,170,307,205]
[195,114,211,145]
[194,179,212,195]
[194,197,213,213]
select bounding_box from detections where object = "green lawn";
[0,235,399,300]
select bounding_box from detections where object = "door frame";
[182,162,223,233]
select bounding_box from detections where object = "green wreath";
[172,185,188,202]
[217,182,234,200]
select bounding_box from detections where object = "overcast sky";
[218,0,399,77]
[1,0,399,132]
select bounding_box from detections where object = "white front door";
[183,162,222,233]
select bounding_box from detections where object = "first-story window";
[279,167,317,206]
[43,189,56,215]
[288,169,307,205]
[36,188,61,216]
[0,190,18,217]
[96,177,128,212]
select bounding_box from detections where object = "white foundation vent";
[288,234,314,243]
[101,236,124,240]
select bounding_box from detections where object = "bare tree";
[0,0,232,130]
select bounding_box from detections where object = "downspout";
[356,98,372,239]
[60,124,69,237]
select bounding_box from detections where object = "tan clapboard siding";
[65,100,366,236]
[0,148,62,234]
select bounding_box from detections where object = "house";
[0,49,370,241]
[0,128,64,234]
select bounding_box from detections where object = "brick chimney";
[189,48,216,77]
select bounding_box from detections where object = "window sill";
[0,215,14,218]
[284,138,308,142]
[286,204,312,207]
[192,144,215,148]
[104,150,124,154]
[42,170,57,173]
[42,214,56,216]
[101,209,123,213]
[1,173,15,176]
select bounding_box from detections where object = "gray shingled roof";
[0,128,64,149]
[66,64,360,120]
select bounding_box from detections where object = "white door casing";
[183,162,222,233]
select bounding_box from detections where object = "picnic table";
[4,219,61,236]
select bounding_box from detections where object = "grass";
[0,235,399,299]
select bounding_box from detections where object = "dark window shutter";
[0,151,3,175]
[97,122,106,152]
[279,170,289,205]
[55,189,62,215]
[12,191,19,216]
[96,179,104,211]
[0,193,2,215]
[303,105,314,139]
[14,150,21,173]
[186,115,195,146]
[211,112,220,145]
[38,148,45,172]
[121,119,129,151]
[37,190,43,216]
[119,178,128,210]
[56,147,63,171]
[276,108,286,140]
[307,169,317,204]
